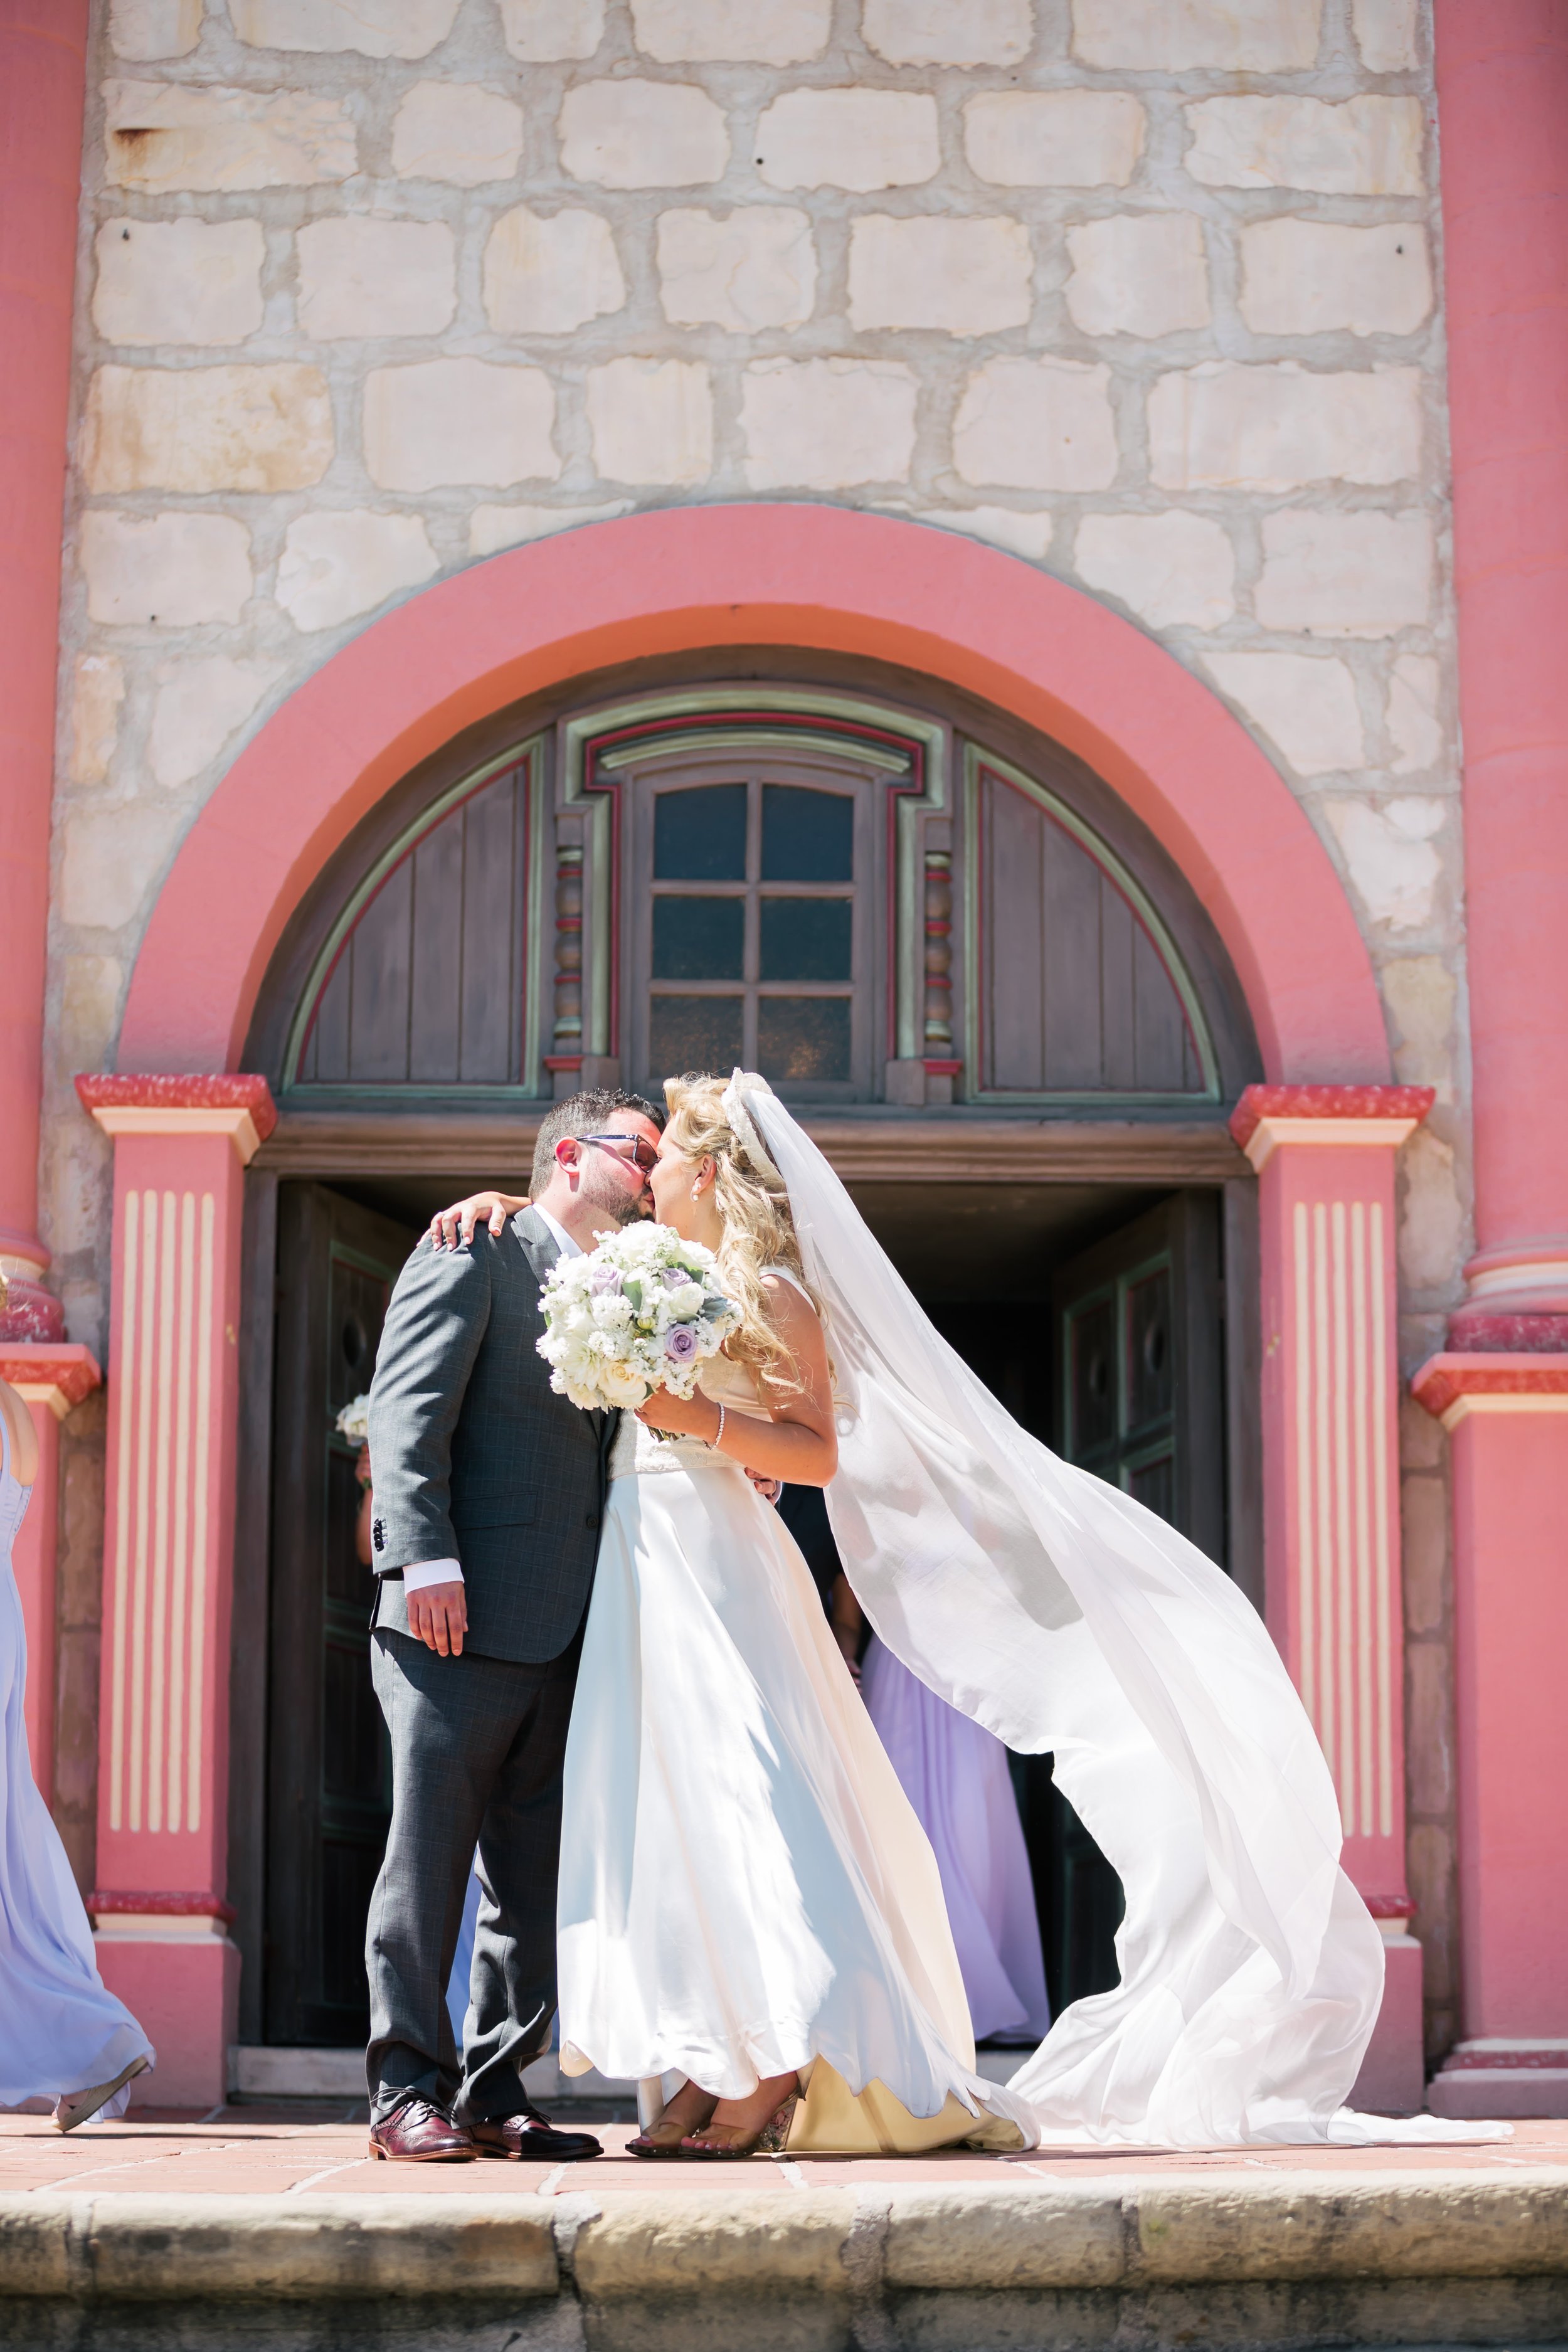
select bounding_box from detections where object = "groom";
[363,1088,663,2161]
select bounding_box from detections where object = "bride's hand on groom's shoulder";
[426,1190,529,1250]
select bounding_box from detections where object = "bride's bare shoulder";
[758,1269,824,1341]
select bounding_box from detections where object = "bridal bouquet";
[336,1393,371,1443]
[536,1223,739,1413]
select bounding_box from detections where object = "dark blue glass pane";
[761,786,853,882]
[757,997,850,1083]
[654,784,747,880]
[650,996,743,1076]
[652,896,744,980]
[759,898,852,982]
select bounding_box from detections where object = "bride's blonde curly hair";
[661,1073,823,1394]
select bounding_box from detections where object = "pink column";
[1424,3,1568,2117]
[0,1343,100,1804]
[1232,1084,1436,2116]
[77,1076,276,2111]
[0,3,88,1291]
[1436,3,1568,1337]
[1411,1355,1568,2117]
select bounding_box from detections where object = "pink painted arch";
[117,504,1387,1084]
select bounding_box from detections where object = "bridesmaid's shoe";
[53,2055,150,2134]
[680,2090,798,2159]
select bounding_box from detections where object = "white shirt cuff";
[403,1557,464,1593]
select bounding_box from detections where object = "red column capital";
[76,1074,278,1165]
[1229,1085,1436,1168]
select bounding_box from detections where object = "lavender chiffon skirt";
[861,1636,1051,2046]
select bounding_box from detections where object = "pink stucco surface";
[0,3,87,1268]
[115,505,1390,1089]
[1446,1406,1568,2038]
[1437,1,1568,1276]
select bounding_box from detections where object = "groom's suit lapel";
[512,1204,559,1289]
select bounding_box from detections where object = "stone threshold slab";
[1,2173,1565,2351]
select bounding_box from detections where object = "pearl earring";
[690,1183,701,1200]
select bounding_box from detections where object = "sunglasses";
[576,1132,660,1174]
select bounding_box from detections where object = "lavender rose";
[661,1265,692,1290]
[664,1324,699,1365]
[588,1263,623,1295]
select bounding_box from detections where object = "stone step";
[2,2172,1564,2351]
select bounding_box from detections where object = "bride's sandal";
[628,2080,716,2158]
[627,2116,694,2158]
[680,2089,798,2161]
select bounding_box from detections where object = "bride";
[558,1071,1030,2156]
[438,1071,1501,2154]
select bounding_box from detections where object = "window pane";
[650,995,743,1077]
[761,785,853,882]
[653,895,744,980]
[757,996,850,1083]
[654,783,747,881]
[759,897,852,982]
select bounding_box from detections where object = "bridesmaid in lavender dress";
[827,1570,1051,2048]
[0,1281,154,2127]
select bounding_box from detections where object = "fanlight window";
[638,773,862,1092]
[279,693,1226,1110]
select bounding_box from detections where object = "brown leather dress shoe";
[470,2103,601,2162]
[368,2096,477,2162]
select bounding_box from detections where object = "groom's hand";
[408,1580,467,1656]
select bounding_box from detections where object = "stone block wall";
[43,0,1464,2047]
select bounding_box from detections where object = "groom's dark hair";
[531,1088,664,1194]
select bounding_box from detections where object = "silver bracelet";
[712,1401,726,1451]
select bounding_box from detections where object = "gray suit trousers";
[365,1626,579,2121]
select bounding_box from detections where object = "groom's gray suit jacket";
[366,1208,611,1663]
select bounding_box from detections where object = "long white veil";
[728,1073,1500,2148]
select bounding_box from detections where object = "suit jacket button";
[584,1512,600,1530]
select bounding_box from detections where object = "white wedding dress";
[558,1332,1036,2151]
[558,1076,1504,2152]
[0,1412,153,2113]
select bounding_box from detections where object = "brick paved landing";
[2,2108,1561,2199]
